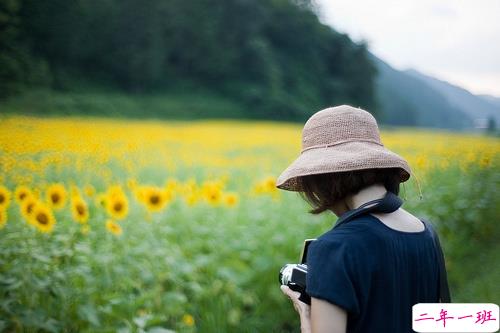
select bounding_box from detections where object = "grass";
[0,89,252,121]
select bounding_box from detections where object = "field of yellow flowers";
[0,115,499,332]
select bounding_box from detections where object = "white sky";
[314,0,500,96]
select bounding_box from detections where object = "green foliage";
[1,0,377,120]
[0,89,249,120]
[0,0,52,97]
[1,165,498,331]
[412,164,500,301]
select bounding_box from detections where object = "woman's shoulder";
[317,215,380,243]
[312,221,374,255]
[312,215,394,260]
[307,218,379,288]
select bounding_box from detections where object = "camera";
[279,239,315,305]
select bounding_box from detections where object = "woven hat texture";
[276,105,412,191]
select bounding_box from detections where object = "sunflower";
[31,204,56,233]
[0,209,7,229]
[105,219,122,236]
[263,176,277,192]
[71,196,89,224]
[14,185,32,204]
[20,197,38,224]
[143,186,170,212]
[202,182,223,205]
[182,314,195,327]
[184,192,199,206]
[105,193,129,220]
[84,184,95,197]
[106,185,126,199]
[223,192,239,207]
[46,183,67,210]
[95,193,107,207]
[0,185,11,210]
[253,176,278,195]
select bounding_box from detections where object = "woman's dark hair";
[297,168,402,215]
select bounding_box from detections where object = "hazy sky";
[314,0,500,96]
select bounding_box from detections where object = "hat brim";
[276,141,411,192]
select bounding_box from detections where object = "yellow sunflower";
[105,193,129,220]
[46,183,67,210]
[253,176,278,195]
[14,185,32,204]
[202,182,223,205]
[184,192,199,206]
[0,209,7,229]
[84,184,95,197]
[263,176,277,192]
[182,314,195,327]
[106,185,126,199]
[105,219,122,236]
[31,204,56,233]
[223,192,239,207]
[143,187,170,212]
[95,193,107,207]
[0,185,11,210]
[71,196,89,224]
[20,197,38,224]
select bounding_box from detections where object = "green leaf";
[146,327,176,333]
[133,314,152,329]
[77,304,100,327]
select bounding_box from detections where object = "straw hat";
[276,105,412,192]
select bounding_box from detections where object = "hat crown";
[302,105,381,151]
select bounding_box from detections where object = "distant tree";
[0,0,50,97]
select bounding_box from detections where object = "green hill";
[0,0,376,122]
[406,69,500,128]
[372,55,472,130]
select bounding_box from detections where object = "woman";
[275,105,449,333]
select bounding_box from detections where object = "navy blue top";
[306,213,440,333]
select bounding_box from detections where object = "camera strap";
[333,191,403,229]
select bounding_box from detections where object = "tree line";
[0,0,378,120]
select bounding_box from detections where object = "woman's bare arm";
[311,297,347,333]
[281,286,347,333]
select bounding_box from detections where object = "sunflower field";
[0,115,499,332]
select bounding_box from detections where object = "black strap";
[421,218,452,303]
[333,191,403,229]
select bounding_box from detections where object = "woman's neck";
[344,183,387,210]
